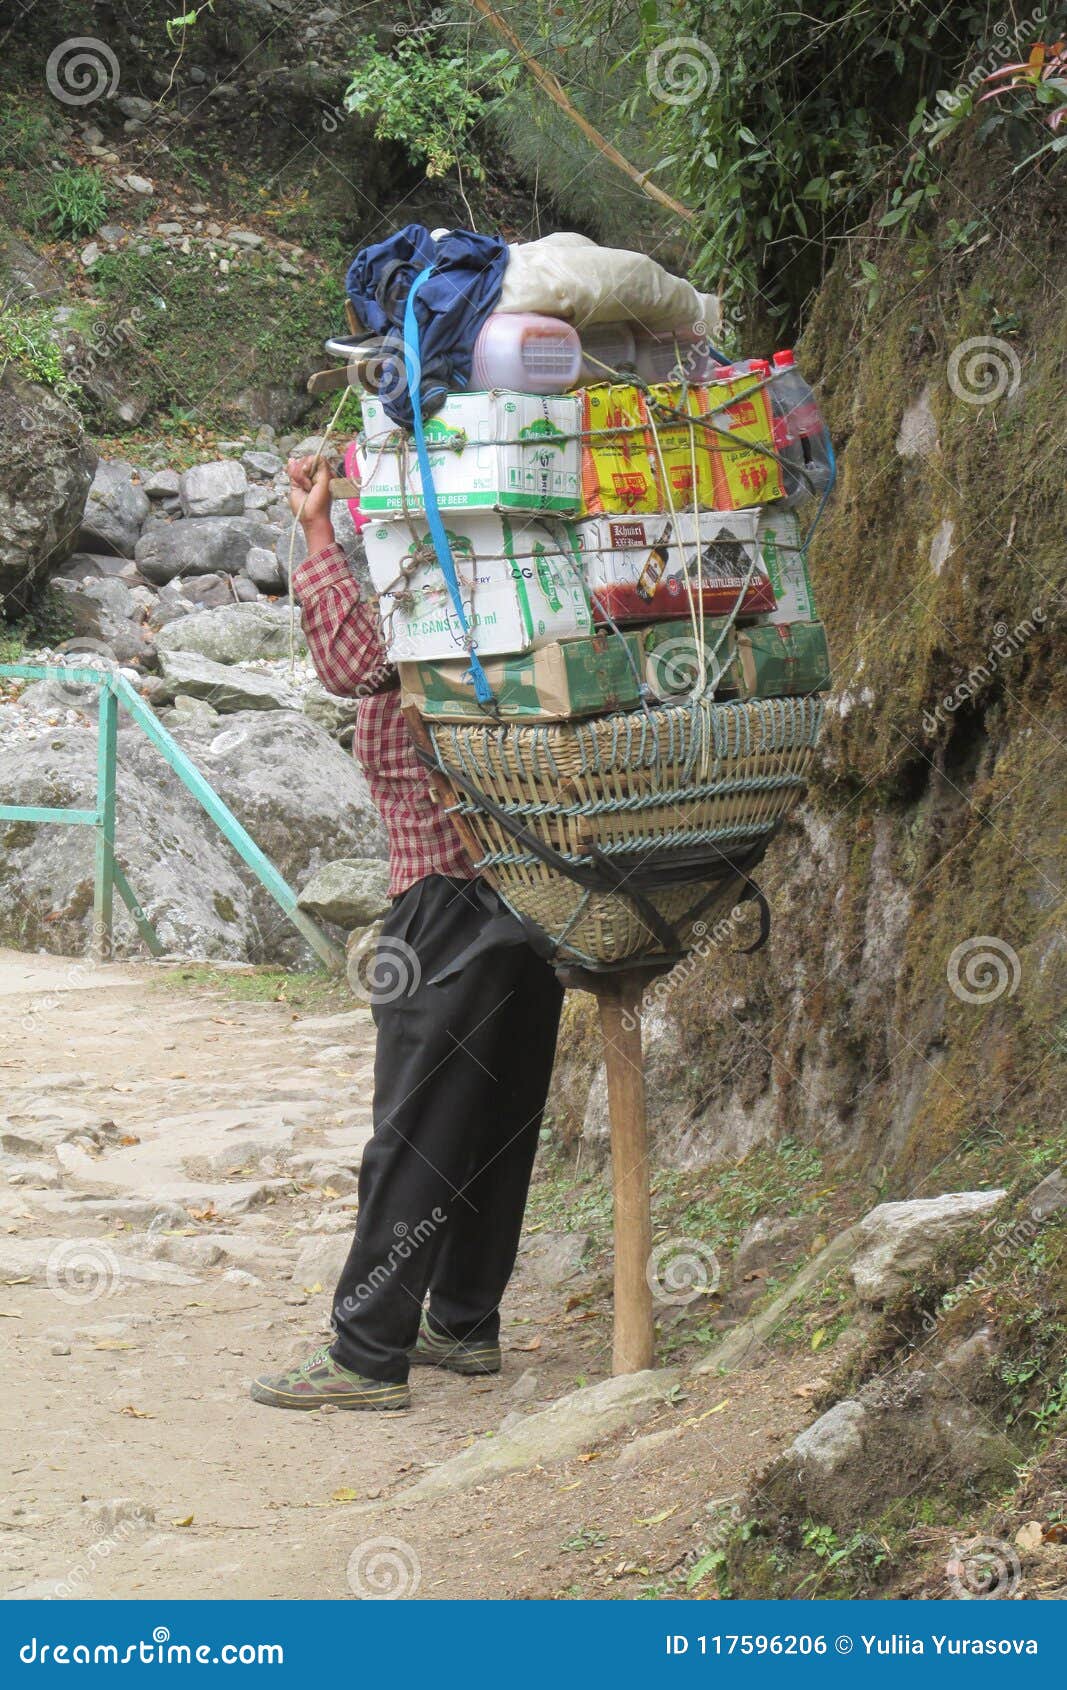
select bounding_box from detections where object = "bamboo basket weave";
[423,695,823,968]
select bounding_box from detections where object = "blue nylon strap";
[402,268,495,708]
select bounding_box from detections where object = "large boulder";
[849,1190,1007,1304]
[76,460,150,557]
[134,516,278,584]
[51,577,154,666]
[296,858,391,928]
[156,649,297,712]
[179,460,248,518]
[0,708,386,962]
[0,229,64,305]
[155,602,306,664]
[0,367,96,614]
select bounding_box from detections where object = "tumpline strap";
[402,269,496,708]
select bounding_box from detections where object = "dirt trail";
[0,950,817,1600]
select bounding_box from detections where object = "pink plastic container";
[470,312,582,393]
[343,440,370,533]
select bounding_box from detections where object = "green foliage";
[345,36,518,182]
[0,306,71,395]
[31,168,109,239]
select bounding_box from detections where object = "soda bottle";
[770,350,832,500]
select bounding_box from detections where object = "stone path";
[0,950,816,1600]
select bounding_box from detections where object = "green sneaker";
[410,1319,501,1376]
[250,1345,410,1411]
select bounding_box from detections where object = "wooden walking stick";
[595,970,655,1374]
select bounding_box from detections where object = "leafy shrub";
[32,167,109,239]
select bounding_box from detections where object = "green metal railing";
[0,664,344,972]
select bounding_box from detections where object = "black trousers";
[330,875,564,1383]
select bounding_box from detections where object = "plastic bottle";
[470,312,582,393]
[770,350,832,498]
[577,322,637,385]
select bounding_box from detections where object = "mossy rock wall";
[551,139,1065,1194]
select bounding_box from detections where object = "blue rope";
[402,269,495,708]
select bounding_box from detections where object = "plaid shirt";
[292,542,474,898]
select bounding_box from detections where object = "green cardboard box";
[399,630,645,722]
[735,621,831,696]
[640,618,830,699]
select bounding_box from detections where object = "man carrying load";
[250,457,563,1413]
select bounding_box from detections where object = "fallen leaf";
[635,1504,678,1526]
[93,1339,138,1351]
[1043,1523,1067,1544]
[119,1135,141,1147]
[811,1327,826,1350]
[513,1336,542,1352]
[742,1268,767,1282]
[119,1405,154,1419]
[303,1282,323,1295]
[3,1276,31,1286]
[171,1515,194,1528]
[329,1487,361,1503]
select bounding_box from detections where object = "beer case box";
[705,376,784,509]
[639,618,831,700]
[577,507,776,624]
[735,621,831,697]
[646,382,717,508]
[369,512,593,663]
[399,631,646,723]
[579,383,660,516]
[356,391,582,515]
[755,506,818,623]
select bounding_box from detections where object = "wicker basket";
[423,695,823,968]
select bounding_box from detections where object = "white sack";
[498,232,719,335]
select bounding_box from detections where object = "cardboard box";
[755,506,819,623]
[399,631,645,722]
[704,377,784,509]
[577,508,775,624]
[356,391,582,515]
[369,513,593,662]
[579,383,660,515]
[640,619,738,699]
[735,621,831,696]
[645,382,717,508]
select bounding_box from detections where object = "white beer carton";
[357,391,582,515]
[755,506,819,624]
[366,512,593,662]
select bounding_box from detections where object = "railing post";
[93,682,118,961]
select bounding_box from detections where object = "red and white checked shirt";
[292,542,474,898]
